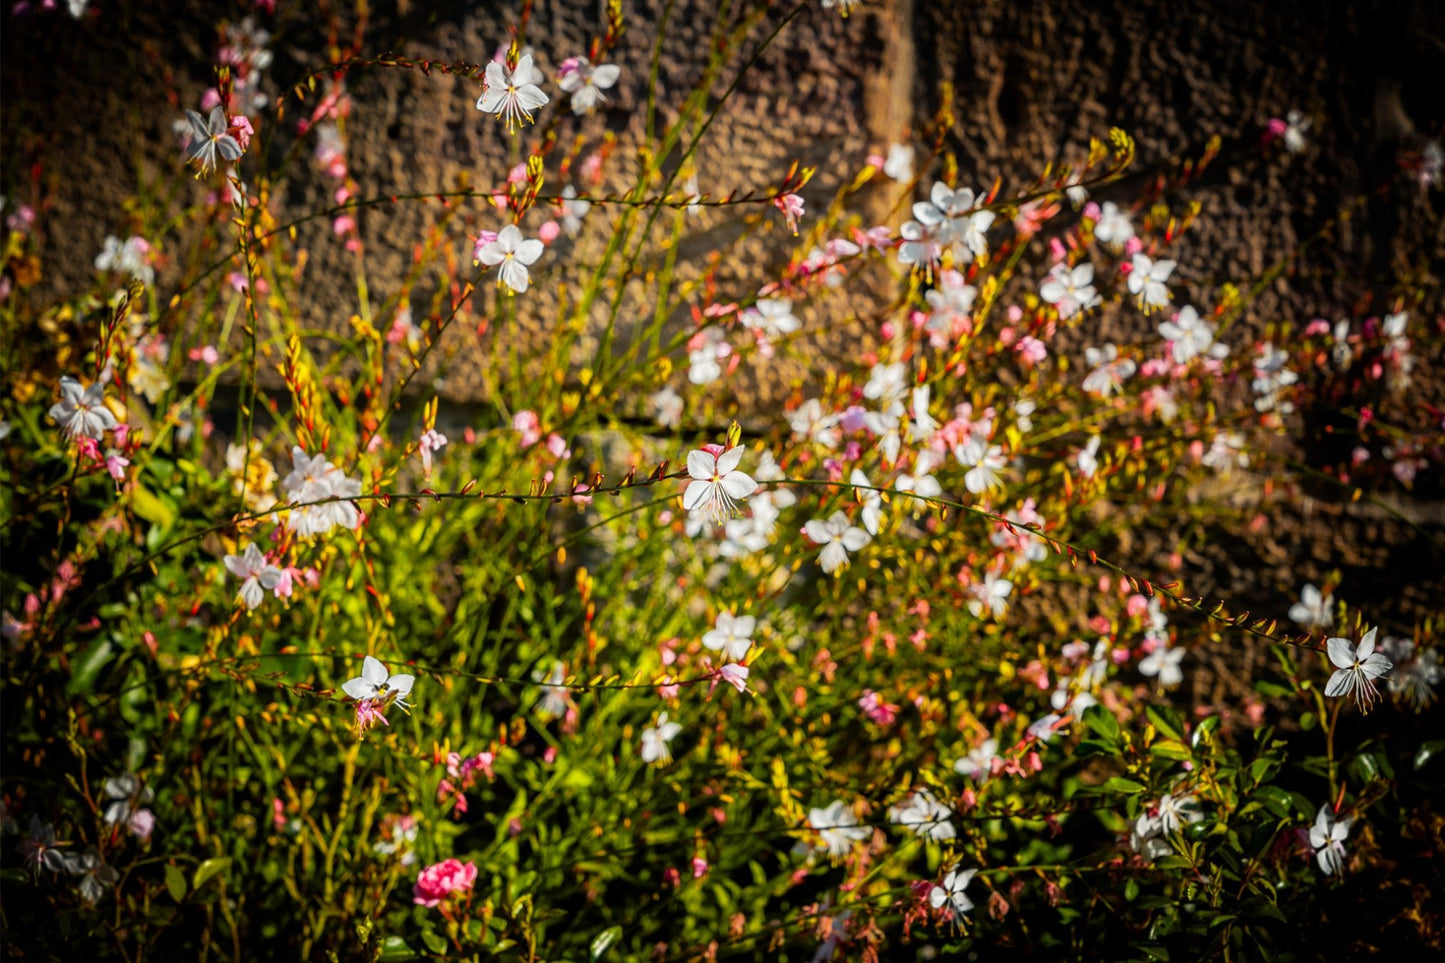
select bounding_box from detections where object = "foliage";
[2,1,1442,961]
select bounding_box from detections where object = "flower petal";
[362,655,388,686]
[681,480,710,512]
[1325,637,1355,669]
[686,449,715,481]
[719,471,756,501]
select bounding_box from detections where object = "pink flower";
[418,428,447,474]
[230,115,255,151]
[104,452,130,482]
[858,689,899,725]
[709,662,749,696]
[512,410,541,447]
[413,858,478,907]
[128,808,155,842]
[774,193,805,234]
[1015,337,1047,365]
[355,698,390,734]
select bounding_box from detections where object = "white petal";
[342,677,376,700]
[514,238,545,265]
[681,480,710,512]
[1325,637,1355,669]
[499,260,531,293]
[388,674,415,697]
[514,86,550,111]
[1323,668,1350,698]
[716,446,745,475]
[719,471,756,500]
[361,656,388,686]
[686,449,715,481]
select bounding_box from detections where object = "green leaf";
[191,856,231,891]
[1102,776,1147,795]
[1145,705,1184,742]
[164,864,187,903]
[378,936,421,961]
[1253,680,1292,699]
[66,638,114,695]
[590,925,623,960]
[419,929,448,955]
[1124,878,1140,902]
[1414,740,1445,770]
[1083,704,1120,743]
[130,479,176,533]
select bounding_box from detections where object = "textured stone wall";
[3,0,1441,403]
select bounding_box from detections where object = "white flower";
[913,181,994,263]
[889,789,955,841]
[1027,713,1065,743]
[1077,435,1101,478]
[476,54,549,130]
[687,327,728,385]
[955,442,1006,494]
[281,447,362,537]
[1309,805,1351,875]
[1154,793,1202,835]
[882,143,914,181]
[743,297,800,338]
[929,866,977,916]
[897,218,942,271]
[475,224,544,294]
[65,848,118,906]
[640,712,682,765]
[650,386,683,429]
[968,573,1012,619]
[223,543,283,611]
[789,398,840,448]
[185,106,243,174]
[1284,110,1311,154]
[808,800,870,856]
[1159,305,1228,364]
[1288,583,1333,630]
[896,470,942,502]
[1040,262,1099,319]
[128,338,171,404]
[535,661,570,717]
[702,611,756,662]
[1092,201,1134,247]
[1324,628,1392,709]
[101,774,154,827]
[342,655,416,708]
[48,375,119,440]
[953,739,998,781]
[804,512,870,574]
[850,469,884,535]
[559,185,591,235]
[682,446,756,522]
[1127,253,1175,312]
[1139,642,1185,688]
[1082,344,1137,397]
[1252,344,1299,414]
[1381,637,1439,710]
[557,57,619,114]
[924,271,977,342]
[94,235,154,285]
[1201,432,1249,473]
